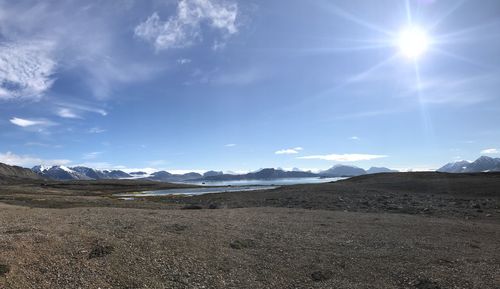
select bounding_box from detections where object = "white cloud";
[275,147,304,155]
[120,167,206,175]
[134,0,238,51]
[349,136,360,140]
[0,41,56,100]
[481,148,499,154]
[57,108,81,119]
[298,153,387,162]
[10,117,54,128]
[224,143,236,147]
[0,151,70,167]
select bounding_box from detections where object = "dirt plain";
[0,172,499,288]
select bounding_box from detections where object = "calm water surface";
[184,177,345,186]
[116,185,278,197]
[116,177,345,198]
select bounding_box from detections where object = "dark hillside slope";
[0,163,41,184]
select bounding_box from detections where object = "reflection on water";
[185,177,345,186]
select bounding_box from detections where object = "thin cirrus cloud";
[298,153,387,162]
[0,41,56,100]
[134,0,238,51]
[224,143,236,147]
[88,127,107,134]
[481,148,499,154]
[56,102,108,117]
[275,147,303,155]
[9,117,55,128]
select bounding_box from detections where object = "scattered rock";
[310,270,331,282]
[181,205,203,210]
[230,239,256,249]
[88,243,114,259]
[208,203,219,209]
[0,264,9,276]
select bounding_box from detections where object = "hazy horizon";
[1,0,500,173]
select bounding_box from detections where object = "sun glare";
[398,26,430,59]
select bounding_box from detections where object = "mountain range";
[437,156,500,173]
[32,165,133,181]
[1,156,498,183]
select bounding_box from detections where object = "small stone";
[230,239,256,249]
[88,244,114,259]
[181,205,203,210]
[311,271,331,282]
[0,264,10,276]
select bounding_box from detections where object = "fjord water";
[116,177,345,197]
[185,177,345,186]
[117,185,278,197]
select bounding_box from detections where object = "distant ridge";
[438,156,500,173]
[200,168,318,181]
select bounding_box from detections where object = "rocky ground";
[0,172,499,288]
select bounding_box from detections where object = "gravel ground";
[1,204,499,288]
[1,172,500,288]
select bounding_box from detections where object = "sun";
[397,26,430,59]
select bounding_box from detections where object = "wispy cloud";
[134,0,238,51]
[224,143,236,147]
[211,68,268,85]
[25,142,62,149]
[10,117,55,128]
[0,41,56,100]
[177,58,192,64]
[481,148,499,154]
[349,136,360,140]
[298,153,387,162]
[88,127,107,134]
[83,151,103,160]
[0,151,70,167]
[56,102,108,116]
[275,147,303,155]
[147,159,169,166]
[57,108,81,119]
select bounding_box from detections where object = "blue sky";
[1,0,500,173]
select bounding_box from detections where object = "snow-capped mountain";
[33,165,92,180]
[32,166,131,181]
[437,156,500,173]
